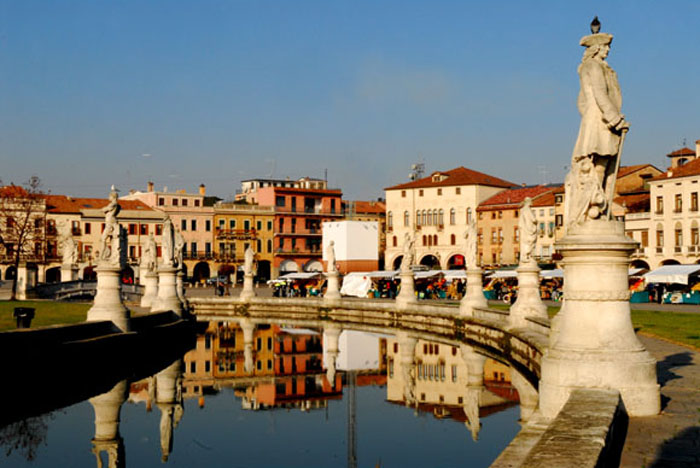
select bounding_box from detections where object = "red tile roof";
[0,185,30,197]
[385,166,516,191]
[531,190,557,207]
[614,193,650,213]
[650,158,700,182]
[667,147,696,157]
[617,164,661,179]
[348,200,386,215]
[477,185,559,211]
[42,195,154,213]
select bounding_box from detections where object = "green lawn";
[0,301,91,331]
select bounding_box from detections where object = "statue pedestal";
[396,270,416,307]
[508,263,548,328]
[90,380,127,468]
[460,268,487,317]
[323,325,341,385]
[324,271,341,301]
[152,266,183,316]
[240,319,255,372]
[140,270,159,309]
[539,220,659,417]
[61,264,79,282]
[87,265,130,332]
[240,273,256,300]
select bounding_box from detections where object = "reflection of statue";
[519,198,537,264]
[326,241,337,273]
[141,233,157,272]
[162,216,174,267]
[174,229,185,269]
[464,219,478,268]
[243,246,255,276]
[159,406,174,462]
[565,18,629,227]
[400,233,415,272]
[463,386,481,442]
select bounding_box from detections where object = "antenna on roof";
[409,161,425,181]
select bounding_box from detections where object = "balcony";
[274,248,322,256]
[276,228,321,237]
[632,247,649,258]
[183,251,215,261]
[215,228,257,240]
[674,246,682,253]
[275,206,343,217]
[656,247,664,254]
[686,245,698,255]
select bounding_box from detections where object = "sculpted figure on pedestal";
[519,197,538,264]
[400,232,415,272]
[326,240,337,273]
[60,222,79,266]
[162,216,174,267]
[244,246,255,276]
[565,17,629,230]
[174,229,185,269]
[464,219,478,269]
[98,186,122,267]
[141,233,157,272]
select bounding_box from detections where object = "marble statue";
[565,17,629,229]
[464,219,478,269]
[174,229,185,269]
[400,232,415,271]
[162,216,174,267]
[243,246,255,276]
[141,233,157,272]
[98,186,122,267]
[60,224,79,266]
[519,197,538,264]
[326,241,337,273]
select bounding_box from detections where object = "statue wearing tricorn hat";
[565,17,629,230]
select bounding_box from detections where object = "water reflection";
[2,320,529,467]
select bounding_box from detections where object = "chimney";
[696,139,700,161]
[199,184,206,196]
[147,181,154,192]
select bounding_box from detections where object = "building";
[343,200,387,268]
[238,177,344,278]
[212,201,275,281]
[121,182,217,282]
[384,167,517,270]
[322,220,379,273]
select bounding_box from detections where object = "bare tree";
[0,176,47,300]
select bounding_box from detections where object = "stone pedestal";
[240,319,255,373]
[240,273,256,300]
[396,270,416,307]
[539,220,659,417]
[140,270,159,309]
[324,271,341,301]
[460,268,487,317]
[90,380,127,468]
[508,263,548,329]
[16,262,37,300]
[152,266,183,316]
[61,264,79,282]
[87,266,130,332]
[323,325,341,385]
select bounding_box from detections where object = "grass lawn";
[0,301,91,332]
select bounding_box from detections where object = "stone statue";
[400,232,415,272]
[60,223,78,266]
[243,246,255,276]
[141,233,157,272]
[162,216,174,267]
[98,186,123,267]
[326,241,337,273]
[519,197,538,264]
[174,229,185,269]
[565,17,629,229]
[464,218,478,269]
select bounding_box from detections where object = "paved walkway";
[621,335,700,467]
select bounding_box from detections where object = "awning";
[277,272,323,280]
[540,269,564,279]
[628,268,646,277]
[643,265,700,285]
[488,270,518,278]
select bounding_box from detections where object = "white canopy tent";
[643,265,700,285]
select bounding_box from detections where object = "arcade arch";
[193,262,211,283]
[419,254,441,270]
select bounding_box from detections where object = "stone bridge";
[27,280,143,302]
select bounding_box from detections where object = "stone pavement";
[621,335,700,467]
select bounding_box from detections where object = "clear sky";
[1,1,699,201]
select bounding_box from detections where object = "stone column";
[324,271,341,301]
[460,268,487,317]
[323,325,342,385]
[240,318,256,373]
[87,266,130,332]
[511,370,538,424]
[152,266,182,316]
[508,263,548,329]
[396,270,416,307]
[460,345,486,441]
[539,220,659,417]
[61,264,79,282]
[396,332,417,407]
[16,262,36,300]
[90,380,127,468]
[140,270,158,308]
[240,272,256,300]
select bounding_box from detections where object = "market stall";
[643,265,700,304]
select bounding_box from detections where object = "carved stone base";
[324,271,341,301]
[508,263,548,329]
[152,266,183,316]
[460,268,487,317]
[87,266,130,332]
[539,220,659,417]
[240,273,256,300]
[140,270,158,309]
[396,270,417,307]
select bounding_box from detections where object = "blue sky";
[1,1,699,200]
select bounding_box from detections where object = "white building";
[322,220,379,273]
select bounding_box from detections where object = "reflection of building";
[384,167,516,270]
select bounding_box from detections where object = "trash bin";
[13,307,35,329]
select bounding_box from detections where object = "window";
[401,190,406,198]
[427,210,432,225]
[205,242,211,254]
[128,224,137,235]
[437,188,442,196]
[205,220,211,232]
[656,229,664,247]
[498,211,502,219]
[230,219,236,229]
[156,224,163,235]
[191,219,197,231]
[514,227,519,242]
[692,228,699,246]
[438,209,444,226]
[256,220,262,231]
[191,242,197,254]
[450,208,456,225]
[140,224,148,235]
[279,218,284,232]
[555,214,563,227]
[416,210,421,226]
[514,209,519,218]
[549,208,555,215]
[419,189,424,197]
[181,219,187,231]
[498,228,503,243]
[276,196,285,207]
[386,211,393,228]
[467,208,472,223]
[656,196,663,214]
[478,211,482,220]
[675,194,683,212]
[194,199,200,207]
[641,230,649,247]
[267,239,272,253]
[84,223,91,234]
[267,221,273,231]
[158,198,165,206]
[182,198,188,207]
[675,228,683,246]
[477,228,483,245]
[692,193,699,212]
[173,198,179,206]
[392,236,397,247]
[257,239,261,251]
[450,234,456,245]
[491,212,496,220]
[456,187,461,195]
[491,228,497,243]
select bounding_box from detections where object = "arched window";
[403,211,409,227]
[422,210,427,226]
[467,208,472,223]
[427,210,432,225]
[450,208,456,225]
[392,236,397,247]
[450,234,456,245]
[416,210,421,226]
[387,211,393,228]
[433,234,438,245]
[422,235,427,246]
[438,209,444,226]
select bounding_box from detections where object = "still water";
[1,322,524,467]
